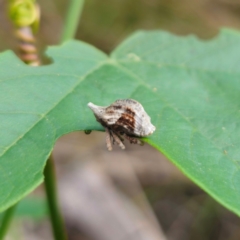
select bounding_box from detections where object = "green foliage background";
[0,29,240,217]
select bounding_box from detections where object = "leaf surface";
[1,29,240,216]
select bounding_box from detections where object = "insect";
[88,99,156,151]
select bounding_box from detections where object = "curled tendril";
[9,0,40,31]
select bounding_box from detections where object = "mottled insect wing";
[88,99,156,150]
[109,99,155,137]
[126,101,155,137]
[108,99,138,135]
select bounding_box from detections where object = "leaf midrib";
[113,61,240,172]
[114,60,240,214]
[0,61,106,158]
[2,56,238,173]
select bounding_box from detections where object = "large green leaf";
[0,29,240,216]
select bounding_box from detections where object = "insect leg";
[111,131,125,150]
[124,134,144,146]
[105,128,113,151]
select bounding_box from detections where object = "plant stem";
[44,155,67,240]
[44,1,85,239]
[0,204,17,240]
[61,0,85,42]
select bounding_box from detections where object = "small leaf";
[1,29,240,217]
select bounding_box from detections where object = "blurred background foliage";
[1,0,240,239]
[2,0,240,53]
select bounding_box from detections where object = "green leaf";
[1,29,240,216]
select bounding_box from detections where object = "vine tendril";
[9,0,40,32]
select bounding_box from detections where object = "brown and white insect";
[88,99,156,151]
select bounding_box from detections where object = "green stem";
[44,1,85,239]
[0,204,17,240]
[61,0,85,42]
[44,156,67,240]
